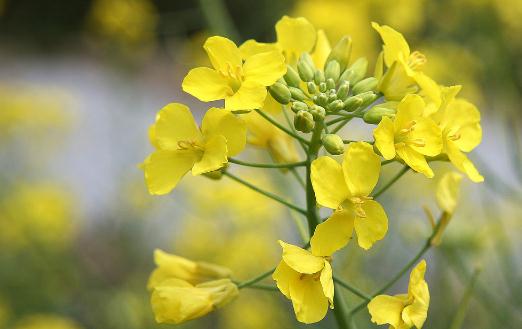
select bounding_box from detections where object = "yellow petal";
[445,140,484,183]
[396,146,433,178]
[289,275,329,324]
[182,67,232,102]
[311,209,354,256]
[243,50,286,86]
[354,200,388,250]
[154,103,202,150]
[368,294,408,328]
[394,94,425,132]
[343,142,381,197]
[311,30,331,68]
[201,108,246,156]
[273,260,300,299]
[275,16,316,63]
[320,261,334,307]
[374,116,396,160]
[408,117,442,157]
[311,156,350,209]
[445,99,482,152]
[192,135,228,175]
[144,150,197,195]
[371,22,410,67]
[279,240,324,274]
[402,298,429,329]
[239,39,280,59]
[203,36,242,73]
[225,80,267,111]
[404,260,430,328]
[436,172,463,214]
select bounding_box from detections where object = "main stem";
[305,121,323,236]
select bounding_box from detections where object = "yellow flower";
[272,241,334,324]
[431,172,463,246]
[374,94,442,178]
[368,260,430,329]
[151,278,238,324]
[143,103,246,195]
[182,36,286,112]
[147,249,232,290]
[372,22,427,101]
[310,142,388,251]
[431,98,484,182]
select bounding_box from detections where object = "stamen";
[408,51,427,70]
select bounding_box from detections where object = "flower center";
[218,62,244,94]
[396,120,426,148]
[408,51,427,71]
[347,196,373,218]
[177,140,204,153]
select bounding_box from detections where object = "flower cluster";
[142,15,483,328]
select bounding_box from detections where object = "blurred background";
[0,0,521,328]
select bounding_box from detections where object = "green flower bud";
[363,105,396,124]
[324,60,341,82]
[291,101,309,113]
[326,36,352,71]
[307,82,317,94]
[352,77,378,95]
[313,93,329,106]
[294,110,315,133]
[343,95,363,112]
[327,90,337,102]
[336,82,350,100]
[309,105,326,121]
[358,91,378,107]
[319,82,327,92]
[326,99,344,113]
[314,70,325,85]
[284,65,301,87]
[203,167,225,180]
[297,54,315,82]
[340,57,368,85]
[322,134,345,155]
[289,86,308,101]
[268,82,291,104]
[326,78,336,90]
[277,77,287,85]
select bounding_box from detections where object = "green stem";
[223,171,306,215]
[448,267,481,329]
[381,159,395,165]
[333,286,350,329]
[239,283,279,292]
[255,109,310,146]
[372,165,409,199]
[333,277,372,301]
[197,0,240,41]
[237,267,276,289]
[305,121,323,235]
[289,167,306,189]
[228,158,306,169]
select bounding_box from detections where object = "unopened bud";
[336,82,350,100]
[319,82,327,92]
[322,134,345,155]
[326,78,336,90]
[289,87,307,101]
[314,93,329,106]
[359,91,378,107]
[307,82,317,94]
[325,60,341,82]
[314,70,325,85]
[326,36,352,71]
[327,90,337,102]
[294,110,315,133]
[309,105,326,121]
[297,54,315,82]
[284,65,301,87]
[363,105,396,124]
[268,82,291,104]
[340,57,368,85]
[343,95,363,112]
[352,77,378,95]
[327,99,344,113]
[291,101,309,113]
[203,168,224,180]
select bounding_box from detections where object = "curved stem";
[372,165,410,199]
[333,277,372,301]
[239,283,279,292]
[237,267,276,289]
[255,109,310,146]
[381,159,395,165]
[223,171,306,215]
[228,158,307,169]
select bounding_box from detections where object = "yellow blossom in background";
[374,94,442,178]
[274,16,317,64]
[311,142,388,251]
[368,260,430,329]
[273,241,334,324]
[431,172,463,246]
[182,36,286,111]
[13,314,83,329]
[143,104,246,194]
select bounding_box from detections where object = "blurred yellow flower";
[13,314,83,329]
[273,241,334,323]
[311,142,388,251]
[368,260,430,329]
[374,94,442,177]
[431,172,463,246]
[143,104,246,194]
[275,16,317,64]
[182,36,286,111]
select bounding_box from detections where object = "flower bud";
[340,57,368,85]
[268,82,291,104]
[319,82,327,92]
[352,77,378,95]
[314,70,325,85]
[297,53,315,82]
[291,101,309,113]
[294,110,315,133]
[313,93,329,106]
[327,89,337,102]
[284,65,301,87]
[307,81,317,94]
[336,81,350,100]
[359,91,378,107]
[324,60,341,82]
[326,78,336,90]
[343,95,363,112]
[326,36,352,71]
[327,99,344,113]
[289,86,308,101]
[309,105,326,121]
[203,169,224,180]
[363,105,396,124]
[322,134,345,155]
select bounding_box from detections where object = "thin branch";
[333,277,372,301]
[372,165,410,199]
[255,108,310,146]
[228,158,306,169]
